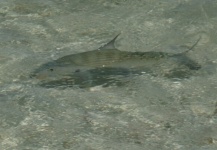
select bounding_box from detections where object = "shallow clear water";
[0,0,217,150]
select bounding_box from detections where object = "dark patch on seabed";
[31,34,201,89]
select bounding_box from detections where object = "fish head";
[30,61,90,82]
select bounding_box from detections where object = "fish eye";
[49,68,54,71]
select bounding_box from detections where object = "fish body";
[31,34,201,88]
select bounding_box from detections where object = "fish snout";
[29,71,50,80]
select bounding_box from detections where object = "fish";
[31,34,201,88]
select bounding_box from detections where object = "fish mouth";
[29,71,50,80]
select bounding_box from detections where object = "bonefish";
[31,34,201,88]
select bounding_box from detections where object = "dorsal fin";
[98,33,121,50]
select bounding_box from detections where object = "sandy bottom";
[0,0,217,149]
